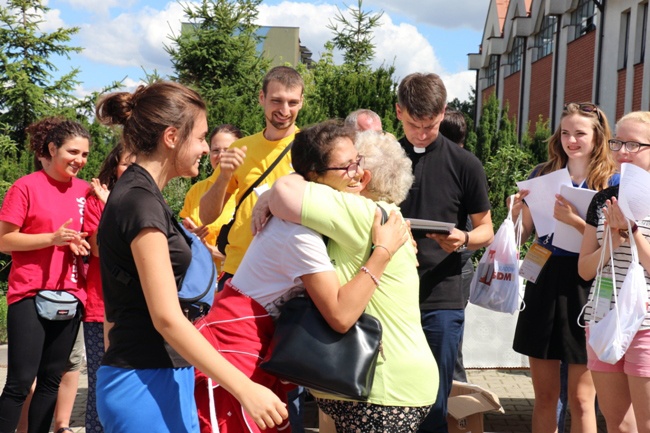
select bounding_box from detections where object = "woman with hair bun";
[0,117,91,433]
[94,81,288,433]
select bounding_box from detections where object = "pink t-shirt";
[82,194,105,322]
[0,170,90,305]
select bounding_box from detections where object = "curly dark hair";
[291,119,356,180]
[26,117,92,170]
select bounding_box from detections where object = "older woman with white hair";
[265,122,439,432]
[193,120,420,433]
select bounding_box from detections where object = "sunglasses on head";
[563,102,603,123]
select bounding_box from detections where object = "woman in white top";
[578,111,650,433]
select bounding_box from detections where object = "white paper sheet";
[551,185,597,253]
[618,163,650,221]
[516,168,572,237]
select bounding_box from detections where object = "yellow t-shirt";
[179,167,237,272]
[301,182,438,406]
[223,130,296,274]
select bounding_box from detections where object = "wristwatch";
[619,222,638,239]
[456,231,469,252]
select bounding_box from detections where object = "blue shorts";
[97,365,199,433]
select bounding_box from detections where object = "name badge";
[519,243,552,283]
[593,276,614,322]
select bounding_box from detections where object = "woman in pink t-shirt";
[0,117,91,433]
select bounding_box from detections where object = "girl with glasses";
[579,111,650,433]
[180,124,243,272]
[511,102,618,433]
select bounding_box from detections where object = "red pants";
[194,281,294,433]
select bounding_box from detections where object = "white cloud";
[441,70,475,102]
[367,0,488,31]
[257,1,338,59]
[58,0,474,101]
[76,2,184,72]
[41,7,66,32]
[258,2,470,100]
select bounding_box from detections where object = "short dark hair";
[262,66,304,95]
[291,119,356,180]
[397,73,447,120]
[439,110,466,145]
[208,124,243,144]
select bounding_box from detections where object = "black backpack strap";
[232,141,293,218]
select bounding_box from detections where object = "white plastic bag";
[588,222,648,364]
[469,199,521,314]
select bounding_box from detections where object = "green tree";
[298,43,398,131]
[475,93,500,163]
[448,91,477,153]
[0,0,82,147]
[300,0,399,133]
[522,115,551,166]
[326,0,383,72]
[166,0,271,136]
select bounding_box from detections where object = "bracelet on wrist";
[372,244,392,259]
[360,266,380,287]
[456,231,470,252]
[619,222,638,239]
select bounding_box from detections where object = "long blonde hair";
[534,103,616,191]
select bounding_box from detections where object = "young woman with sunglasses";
[511,102,618,433]
[578,111,650,433]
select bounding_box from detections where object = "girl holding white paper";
[578,111,650,433]
[512,102,618,433]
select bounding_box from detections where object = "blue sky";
[29,0,489,102]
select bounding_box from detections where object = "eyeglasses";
[323,155,364,178]
[608,139,650,153]
[563,102,603,123]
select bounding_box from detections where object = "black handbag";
[260,296,383,400]
[216,143,293,254]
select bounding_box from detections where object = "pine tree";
[326,0,383,73]
[300,0,399,133]
[0,0,82,147]
[166,0,271,135]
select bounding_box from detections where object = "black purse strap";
[232,141,293,217]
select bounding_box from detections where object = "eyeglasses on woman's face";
[608,139,650,153]
[563,102,603,123]
[323,155,365,178]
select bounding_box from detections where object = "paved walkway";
[0,344,608,432]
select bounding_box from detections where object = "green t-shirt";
[301,182,438,406]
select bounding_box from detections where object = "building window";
[533,15,557,61]
[507,37,524,75]
[635,2,648,64]
[619,10,631,70]
[486,55,498,87]
[570,0,597,41]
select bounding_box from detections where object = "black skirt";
[513,255,592,364]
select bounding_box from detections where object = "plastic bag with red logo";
[469,199,522,314]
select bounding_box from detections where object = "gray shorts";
[66,323,85,372]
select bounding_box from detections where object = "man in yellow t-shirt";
[199,66,304,283]
[180,124,242,272]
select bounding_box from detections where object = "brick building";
[469,0,649,138]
